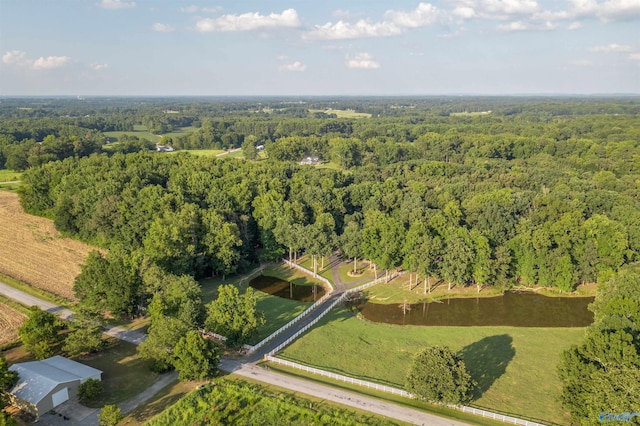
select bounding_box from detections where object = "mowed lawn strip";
[278,307,585,425]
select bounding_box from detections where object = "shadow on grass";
[458,334,515,400]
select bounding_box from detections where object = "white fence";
[265,356,547,426]
[283,259,333,289]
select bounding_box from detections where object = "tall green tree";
[18,307,63,359]
[204,285,265,346]
[173,330,220,381]
[406,345,475,405]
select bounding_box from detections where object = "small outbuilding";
[8,356,102,418]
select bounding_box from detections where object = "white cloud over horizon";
[346,52,381,69]
[152,23,175,33]
[2,50,70,70]
[195,9,301,32]
[589,43,634,52]
[99,0,135,10]
[279,61,307,71]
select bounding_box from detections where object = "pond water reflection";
[249,274,326,302]
[357,292,594,327]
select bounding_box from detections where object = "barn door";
[51,387,69,407]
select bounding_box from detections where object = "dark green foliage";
[73,250,141,319]
[405,345,475,405]
[173,331,220,381]
[18,307,63,359]
[138,316,191,372]
[0,355,18,409]
[147,379,399,426]
[558,267,640,425]
[78,379,104,403]
[205,285,265,346]
[63,314,105,356]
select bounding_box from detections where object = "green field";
[278,307,585,425]
[169,148,226,157]
[79,339,161,407]
[0,169,22,182]
[199,264,327,344]
[146,378,400,426]
[103,125,196,143]
[309,109,372,118]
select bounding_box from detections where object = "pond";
[249,274,326,302]
[357,292,594,327]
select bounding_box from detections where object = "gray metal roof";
[9,356,102,405]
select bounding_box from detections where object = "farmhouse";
[8,356,102,418]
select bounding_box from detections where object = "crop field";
[309,108,372,118]
[0,191,96,300]
[0,302,27,345]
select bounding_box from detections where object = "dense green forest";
[6,97,638,301]
[3,96,640,422]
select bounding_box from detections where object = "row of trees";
[558,266,640,425]
[18,145,638,294]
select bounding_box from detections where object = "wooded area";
[2,96,639,422]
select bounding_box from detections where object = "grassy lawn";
[278,307,586,425]
[119,379,201,426]
[0,170,22,182]
[78,339,160,408]
[103,129,160,142]
[364,275,598,305]
[200,264,321,345]
[337,261,376,286]
[170,149,226,157]
[298,256,334,284]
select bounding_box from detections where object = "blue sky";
[1,0,639,95]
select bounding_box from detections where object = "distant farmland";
[0,191,96,300]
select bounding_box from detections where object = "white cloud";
[384,2,442,28]
[181,5,221,13]
[304,20,402,40]
[452,0,539,19]
[333,9,352,20]
[568,0,640,21]
[152,23,175,33]
[629,53,640,60]
[276,55,289,61]
[279,61,307,72]
[304,3,444,41]
[33,56,70,70]
[568,21,582,29]
[99,0,135,10]
[497,20,555,31]
[3,50,70,70]
[2,50,29,66]
[589,43,634,52]
[195,9,301,32]
[90,63,109,70]
[346,52,380,69]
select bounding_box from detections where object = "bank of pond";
[249,274,594,328]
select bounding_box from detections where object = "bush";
[78,379,103,403]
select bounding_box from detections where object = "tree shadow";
[458,334,515,400]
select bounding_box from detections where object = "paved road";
[220,359,468,426]
[0,278,469,426]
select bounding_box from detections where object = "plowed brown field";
[0,302,26,345]
[0,191,97,300]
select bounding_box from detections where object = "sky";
[1,0,639,96]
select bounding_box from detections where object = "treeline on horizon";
[4,98,636,314]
